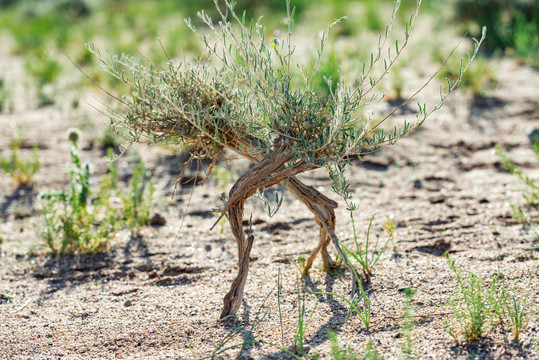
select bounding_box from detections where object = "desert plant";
[39,133,154,253]
[329,334,385,360]
[453,0,538,65]
[485,275,508,325]
[89,0,485,318]
[292,277,319,357]
[25,50,61,107]
[437,55,495,97]
[486,273,531,342]
[121,160,155,235]
[0,128,41,185]
[496,143,538,226]
[505,293,530,341]
[399,287,417,359]
[496,143,539,256]
[342,212,391,283]
[446,254,529,341]
[0,77,7,112]
[316,269,373,332]
[445,254,489,342]
[496,144,538,206]
[446,256,533,343]
[328,330,359,360]
[40,135,116,254]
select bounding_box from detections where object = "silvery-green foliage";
[88,0,485,203]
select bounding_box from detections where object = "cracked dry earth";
[0,58,538,359]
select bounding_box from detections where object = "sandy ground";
[0,53,538,359]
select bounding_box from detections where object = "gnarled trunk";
[218,139,358,319]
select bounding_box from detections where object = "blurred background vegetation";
[0,0,536,109]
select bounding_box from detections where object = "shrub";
[89,0,485,318]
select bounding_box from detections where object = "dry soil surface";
[1,58,539,359]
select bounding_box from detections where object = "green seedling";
[328,330,359,360]
[496,144,538,206]
[445,254,489,342]
[486,276,531,341]
[506,293,530,341]
[485,276,508,325]
[40,137,113,254]
[399,287,417,360]
[446,255,532,343]
[343,212,390,283]
[0,127,40,186]
[329,332,385,360]
[289,255,308,276]
[293,277,319,357]
[0,78,7,112]
[363,340,385,360]
[40,133,154,253]
[122,160,155,236]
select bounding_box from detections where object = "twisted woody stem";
[218,138,358,319]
